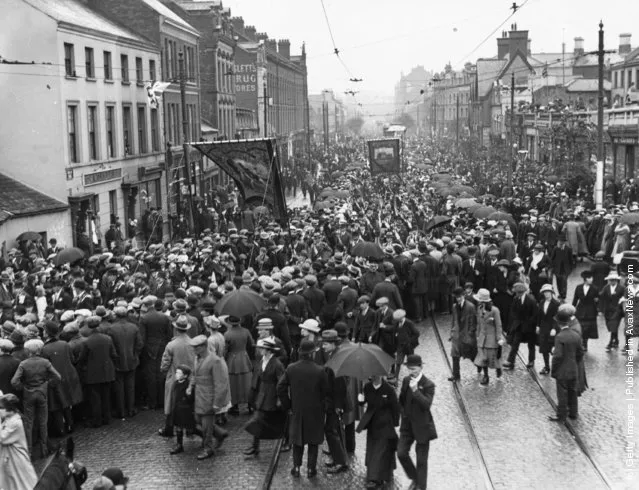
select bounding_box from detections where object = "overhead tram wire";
[319,0,359,81]
[452,0,531,70]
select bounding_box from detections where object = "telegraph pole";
[264,84,268,138]
[455,93,460,152]
[509,71,515,188]
[179,52,196,242]
[596,21,605,208]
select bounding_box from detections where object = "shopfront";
[121,166,164,241]
[609,132,639,180]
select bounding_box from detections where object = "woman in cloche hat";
[473,289,504,385]
[536,284,560,375]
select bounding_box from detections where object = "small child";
[169,364,195,455]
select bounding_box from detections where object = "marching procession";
[0,133,638,490]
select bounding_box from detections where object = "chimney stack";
[256,32,268,42]
[231,16,244,34]
[573,37,584,56]
[245,25,257,41]
[497,31,509,59]
[278,39,290,59]
[265,39,277,53]
[620,33,632,55]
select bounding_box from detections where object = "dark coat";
[139,310,173,360]
[590,261,611,290]
[52,291,73,312]
[450,300,477,359]
[356,380,399,441]
[354,307,377,343]
[550,245,574,276]
[509,293,539,340]
[461,258,485,290]
[536,298,560,354]
[285,293,308,339]
[251,355,285,412]
[598,283,624,332]
[78,329,118,384]
[322,279,343,305]
[303,286,326,319]
[0,353,19,396]
[551,327,584,381]
[572,284,600,321]
[106,318,143,372]
[372,306,396,355]
[370,281,403,311]
[42,339,82,410]
[398,374,437,443]
[408,260,428,295]
[396,318,419,354]
[277,358,327,446]
[171,378,195,430]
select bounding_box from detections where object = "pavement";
[35,409,276,490]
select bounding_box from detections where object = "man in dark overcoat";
[277,339,328,478]
[549,310,584,421]
[503,282,539,369]
[139,298,173,410]
[397,354,437,490]
[353,295,376,343]
[77,315,118,427]
[408,254,428,322]
[460,246,484,292]
[549,233,574,300]
[107,305,143,418]
[371,297,396,357]
[448,287,477,381]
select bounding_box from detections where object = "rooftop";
[0,172,68,224]
[24,0,153,45]
[140,0,199,36]
[565,78,612,92]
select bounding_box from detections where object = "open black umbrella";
[16,231,42,242]
[215,289,266,317]
[325,342,394,379]
[52,247,85,266]
[351,241,385,260]
[424,215,452,231]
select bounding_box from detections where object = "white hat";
[299,319,320,334]
[539,284,554,294]
[605,272,621,281]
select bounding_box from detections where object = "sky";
[222,0,639,100]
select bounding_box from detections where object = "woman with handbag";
[356,375,400,489]
[536,284,560,375]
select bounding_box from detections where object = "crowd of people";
[0,135,638,490]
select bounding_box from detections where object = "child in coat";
[169,365,195,455]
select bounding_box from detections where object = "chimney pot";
[573,37,584,56]
[620,33,632,55]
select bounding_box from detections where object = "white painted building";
[0,0,165,251]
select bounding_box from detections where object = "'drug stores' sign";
[84,168,122,186]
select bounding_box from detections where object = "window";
[629,69,633,88]
[151,108,159,151]
[137,105,147,154]
[614,71,618,88]
[87,105,98,160]
[135,57,143,83]
[149,59,156,82]
[121,54,129,82]
[64,43,75,76]
[67,105,79,163]
[123,106,132,155]
[103,51,112,80]
[106,105,115,157]
[85,47,94,78]
[164,39,172,80]
[170,42,177,80]
[621,70,625,89]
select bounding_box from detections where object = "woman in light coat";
[0,393,38,490]
[473,289,505,386]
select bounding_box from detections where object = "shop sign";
[612,137,638,145]
[83,168,122,186]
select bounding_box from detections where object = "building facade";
[309,90,346,146]
[90,0,202,235]
[1,0,169,250]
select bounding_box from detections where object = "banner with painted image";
[367,138,401,176]
[191,139,288,224]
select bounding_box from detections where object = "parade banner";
[191,139,288,224]
[367,138,401,176]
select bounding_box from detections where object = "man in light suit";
[549,310,584,422]
[398,354,437,490]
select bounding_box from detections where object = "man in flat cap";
[353,295,376,343]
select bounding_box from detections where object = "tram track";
[429,311,614,490]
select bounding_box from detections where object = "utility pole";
[179,51,196,243]
[264,84,268,138]
[455,93,460,152]
[509,71,515,189]
[596,21,605,208]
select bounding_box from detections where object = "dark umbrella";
[314,200,335,211]
[325,343,394,379]
[450,185,477,196]
[351,241,385,260]
[473,206,497,219]
[486,211,517,229]
[215,289,266,317]
[16,231,42,242]
[52,247,85,266]
[455,198,478,209]
[424,215,452,231]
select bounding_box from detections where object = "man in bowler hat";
[397,354,437,490]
